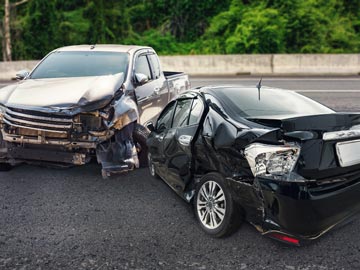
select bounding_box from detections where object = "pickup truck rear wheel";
[133,124,150,168]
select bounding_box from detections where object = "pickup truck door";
[153,97,204,195]
[133,53,168,126]
[147,54,170,110]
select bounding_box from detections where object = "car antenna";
[256,77,262,101]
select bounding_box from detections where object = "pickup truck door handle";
[154,87,160,95]
[178,135,192,146]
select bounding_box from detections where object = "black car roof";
[178,85,292,100]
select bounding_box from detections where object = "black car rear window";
[30,51,129,79]
[207,87,334,119]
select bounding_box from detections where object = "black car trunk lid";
[248,113,360,180]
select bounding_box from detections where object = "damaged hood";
[0,73,125,111]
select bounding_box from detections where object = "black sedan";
[146,85,360,245]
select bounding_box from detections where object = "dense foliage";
[3,0,360,60]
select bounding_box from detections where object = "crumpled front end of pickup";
[0,89,142,178]
[96,95,140,178]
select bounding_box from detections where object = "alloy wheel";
[196,180,226,229]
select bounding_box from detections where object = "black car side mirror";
[15,70,30,80]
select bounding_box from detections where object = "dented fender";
[106,94,139,130]
[95,93,141,178]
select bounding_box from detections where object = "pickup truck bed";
[164,71,190,102]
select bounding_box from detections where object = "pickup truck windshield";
[30,51,129,79]
[208,87,334,119]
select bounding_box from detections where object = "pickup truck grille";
[3,107,73,134]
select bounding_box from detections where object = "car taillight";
[244,143,300,178]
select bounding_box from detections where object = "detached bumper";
[258,174,360,240]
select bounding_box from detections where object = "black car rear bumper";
[230,173,360,244]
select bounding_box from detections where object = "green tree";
[225,7,286,53]
[266,0,360,53]
[21,0,58,59]
[83,0,107,44]
[199,1,243,54]
[83,0,133,44]
[145,0,231,42]
[201,2,286,54]
[4,0,360,59]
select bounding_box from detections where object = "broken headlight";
[244,143,300,177]
[0,105,5,122]
[79,114,103,132]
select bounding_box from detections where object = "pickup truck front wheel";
[133,124,150,168]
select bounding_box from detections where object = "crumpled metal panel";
[192,105,360,240]
[96,122,139,178]
[96,95,140,178]
[107,95,139,130]
[0,73,125,112]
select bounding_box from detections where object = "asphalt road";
[1,77,360,270]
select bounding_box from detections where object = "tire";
[194,172,243,238]
[133,124,150,168]
[0,133,12,171]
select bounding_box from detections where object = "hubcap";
[197,180,226,230]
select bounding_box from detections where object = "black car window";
[207,87,334,120]
[135,55,152,80]
[188,98,204,126]
[172,99,193,128]
[204,93,228,118]
[156,101,176,132]
[30,51,129,79]
[148,54,161,79]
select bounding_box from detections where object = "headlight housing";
[244,143,300,178]
[73,113,104,133]
[0,105,5,122]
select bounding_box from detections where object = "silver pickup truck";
[0,45,190,177]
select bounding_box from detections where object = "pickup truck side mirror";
[135,73,149,86]
[15,70,30,80]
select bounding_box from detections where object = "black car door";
[159,97,205,194]
[148,100,176,175]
